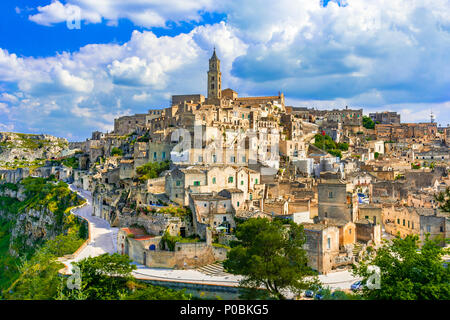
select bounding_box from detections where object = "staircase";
[195,262,229,277]
[353,242,364,261]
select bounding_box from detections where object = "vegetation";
[353,235,450,300]
[2,232,87,299]
[135,160,171,181]
[362,116,375,129]
[111,147,123,157]
[313,134,344,158]
[160,231,200,251]
[411,162,421,169]
[0,159,46,170]
[123,282,190,300]
[0,177,86,295]
[60,253,191,300]
[374,152,380,159]
[435,187,450,214]
[158,205,190,218]
[62,156,79,169]
[223,218,319,300]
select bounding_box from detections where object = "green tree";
[337,142,349,151]
[71,253,137,300]
[435,187,450,214]
[110,147,123,157]
[135,160,171,181]
[362,116,375,129]
[374,152,380,159]
[223,218,319,300]
[353,235,450,300]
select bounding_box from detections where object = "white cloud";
[29,1,84,27]
[133,92,151,102]
[2,0,450,139]
[28,0,219,28]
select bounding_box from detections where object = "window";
[242,156,246,162]
[349,229,352,234]
[213,154,217,163]
[212,177,216,184]
[408,221,410,228]
[230,156,235,163]
[228,176,234,183]
[204,203,207,207]
[249,194,253,200]
[198,156,203,162]
[328,192,333,198]
[397,219,400,224]
[440,226,444,232]
[211,84,215,89]
[403,219,405,226]
[162,151,166,159]
[153,152,157,159]
[223,216,227,222]
[241,180,244,185]
[176,180,181,186]
[426,225,431,233]
[194,181,200,186]
[255,178,258,184]
[327,237,331,249]
[412,222,414,229]
[237,201,240,207]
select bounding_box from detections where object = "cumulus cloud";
[28,0,219,28]
[2,0,450,139]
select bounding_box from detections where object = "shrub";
[111,147,123,157]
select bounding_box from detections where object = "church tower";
[207,48,221,104]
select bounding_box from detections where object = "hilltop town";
[1,50,449,277]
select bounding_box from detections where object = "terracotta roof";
[121,227,154,240]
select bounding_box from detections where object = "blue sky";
[1,0,450,141]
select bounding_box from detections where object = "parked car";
[304,290,314,298]
[351,281,363,291]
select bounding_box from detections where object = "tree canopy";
[362,116,375,129]
[435,187,450,214]
[353,235,450,300]
[135,160,171,181]
[223,218,318,299]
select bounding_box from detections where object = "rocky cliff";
[0,177,85,257]
[0,132,68,164]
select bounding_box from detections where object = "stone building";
[382,206,448,245]
[302,223,340,274]
[318,179,355,222]
[189,192,235,239]
[369,111,401,124]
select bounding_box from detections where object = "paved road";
[66,185,360,290]
[65,185,118,272]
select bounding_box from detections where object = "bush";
[111,147,123,157]
[362,116,375,129]
[136,160,170,181]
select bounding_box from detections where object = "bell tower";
[207,48,221,104]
